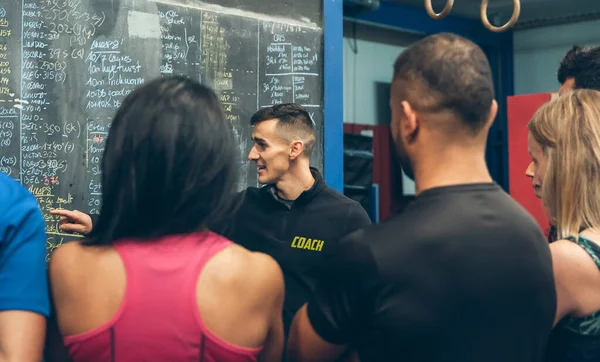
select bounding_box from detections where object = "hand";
[49,209,93,235]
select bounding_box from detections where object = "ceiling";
[385,0,600,29]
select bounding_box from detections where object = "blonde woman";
[525,103,557,242]
[527,89,600,362]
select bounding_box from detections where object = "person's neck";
[274,161,315,201]
[413,146,493,195]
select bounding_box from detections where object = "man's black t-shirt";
[307,183,556,362]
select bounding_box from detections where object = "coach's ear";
[289,140,304,160]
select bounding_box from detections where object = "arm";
[343,204,372,236]
[257,254,285,362]
[0,312,46,362]
[45,242,82,362]
[287,233,376,362]
[550,239,600,326]
[287,305,347,362]
[0,201,49,362]
[49,209,93,235]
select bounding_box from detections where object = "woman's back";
[45,76,283,361]
[49,231,284,362]
[548,232,600,362]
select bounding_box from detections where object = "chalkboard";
[0,0,324,260]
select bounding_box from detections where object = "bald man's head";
[389,33,497,181]
[392,33,495,134]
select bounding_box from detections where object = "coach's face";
[248,118,292,185]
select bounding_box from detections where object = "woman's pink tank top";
[63,232,263,362]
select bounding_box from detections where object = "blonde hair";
[527,102,558,155]
[528,89,600,239]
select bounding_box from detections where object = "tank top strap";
[560,234,600,337]
[565,235,600,271]
[65,233,261,362]
[191,232,233,268]
[111,232,233,324]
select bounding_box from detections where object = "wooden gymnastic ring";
[424,0,454,20]
[480,0,521,32]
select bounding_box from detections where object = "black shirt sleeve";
[306,230,379,345]
[346,202,372,231]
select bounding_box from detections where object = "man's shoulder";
[237,186,268,205]
[241,183,360,206]
[0,172,34,200]
[469,187,547,242]
[342,215,401,245]
[366,189,549,258]
[314,186,372,229]
[337,211,441,264]
[0,174,49,316]
[317,185,363,208]
[230,187,275,224]
[0,173,40,221]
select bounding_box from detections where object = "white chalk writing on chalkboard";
[1,0,323,260]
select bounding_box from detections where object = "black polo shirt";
[228,168,372,335]
[307,183,556,362]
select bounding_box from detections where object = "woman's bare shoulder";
[551,238,598,268]
[205,243,284,298]
[49,241,115,290]
[551,237,600,317]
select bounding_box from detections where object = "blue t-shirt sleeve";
[0,181,50,317]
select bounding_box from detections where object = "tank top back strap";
[561,234,600,337]
[111,232,232,335]
[565,235,600,271]
[65,233,261,362]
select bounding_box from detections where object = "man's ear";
[401,101,419,143]
[485,99,498,129]
[289,141,304,160]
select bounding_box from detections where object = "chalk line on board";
[148,0,321,29]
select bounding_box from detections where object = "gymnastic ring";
[480,0,521,32]
[424,0,454,20]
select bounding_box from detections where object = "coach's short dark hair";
[250,103,316,157]
[393,33,495,133]
[557,45,600,91]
